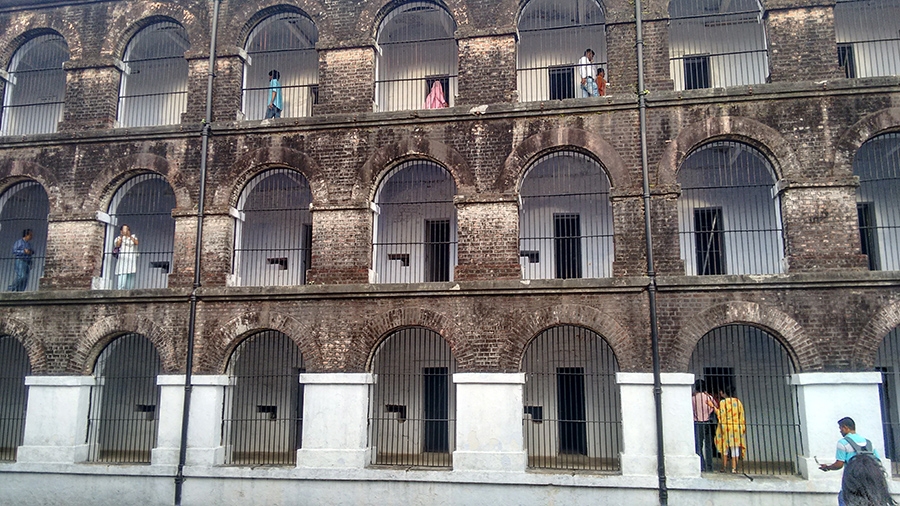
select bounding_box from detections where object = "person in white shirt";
[578,48,598,98]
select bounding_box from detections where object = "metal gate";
[0,335,30,461]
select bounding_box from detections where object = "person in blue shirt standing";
[265,69,283,119]
[8,228,34,291]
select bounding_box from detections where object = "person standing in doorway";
[7,228,34,291]
[114,224,139,290]
[692,379,717,472]
[578,49,598,98]
[709,384,746,473]
[265,69,283,119]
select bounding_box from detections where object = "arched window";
[223,330,304,466]
[875,326,900,476]
[668,0,768,90]
[519,151,614,279]
[677,141,784,275]
[86,333,161,463]
[375,1,458,112]
[1,33,68,135]
[0,181,49,292]
[517,0,607,101]
[117,21,189,128]
[368,327,457,467]
[521,325,621,471]
[99,173,176,290]
[834,0,900,78]
[372,160,457,283]
[688,324,802,475]
[0,335,30,462]
[854,132,900,271]
[231,169,313,287]
[242,11,319,120]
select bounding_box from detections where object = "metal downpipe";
[174,0,219,503]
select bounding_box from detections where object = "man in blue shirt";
[819,417,888,506]
[265,69,283,119]
[8,228,34,291]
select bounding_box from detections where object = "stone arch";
[501,303,635,371]
[359,307,462,371]
[658,116,801,185]
[74,314,178,375]
[104,7,206,59]
[361,0,467,42]
[0,160,62,215]
[224,1,330,50]
[361,136,474,202]
[666,301,819,372]
[205,311,322,374]
[835,107,900,177]
[853,300,900,370]
[0,21,80,66]
[90,153,192,213]
[499,128,630,193]
[0,317,48,374]
[219,146,326,209]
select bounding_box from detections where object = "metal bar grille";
[372,160,457,284]
[242,12,318,120]
[834,0,900,78]
[875,326,900,476]
[0,336,30,462]
[517,0,608,101]
[222,330,304,466]
[369,327,457,467]
[1,181,48,292]
[101,173,176,290]
[519,151,614,279]
[86,333,161,464]
[117,21,189,128]
[522,325,621,471]
[668,0,769,90]
[232,169,312,286]
[677,141,784,275]
[375,2,458,111]
[1,34,68,136]
[688,324,803,475]
[854,132,900,271]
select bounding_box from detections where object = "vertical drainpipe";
[174,0,220,504]
[634,0,668,503]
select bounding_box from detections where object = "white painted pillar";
[185,375,228,466]
[151,375,185,466]
[16,376,94,464]
[617,372,700,478]
[793,372,890,480]
[296,373,374,469]
[452,373,527,472]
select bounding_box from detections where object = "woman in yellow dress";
[708,385,747,473]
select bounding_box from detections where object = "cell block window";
[372,160,457,284]
[519,151,614,280]
[689,324,803,476]
[677,141,784,275]
[375,1,458,112]
[0,336,30,462]
[223,330,304,466]
[875,327,900,476]
[368,327,457,467]
[98,173,176,290]
[517,0,607,102]
[0,181,49,292]
[87,333,162,464]
[668,0,769,90]
[241,10,319,121]
[853,132,900,271]
[117,21,190,128]
[522,325,621,471]
[834,0,900,78]
[1,33,68,136]
[231,169,313,287]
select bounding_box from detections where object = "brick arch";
[203,311,322,374]
[0,161,62,214]
[500,304,636,371]
[852,300,900,370]
[834,107,900,177]
[360,136,475,202]
[74,315,178,375]
[0,318,49,375]
[90,153,192,213]
[223,1,330,50]
[358,307,462,371]
[658,116,801,185]
[0,18,81,65]
[665,301,820,372]
[498,128,629,193]
[361,0,467,42]
[104,6,207,59]
[218,146,326,209]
